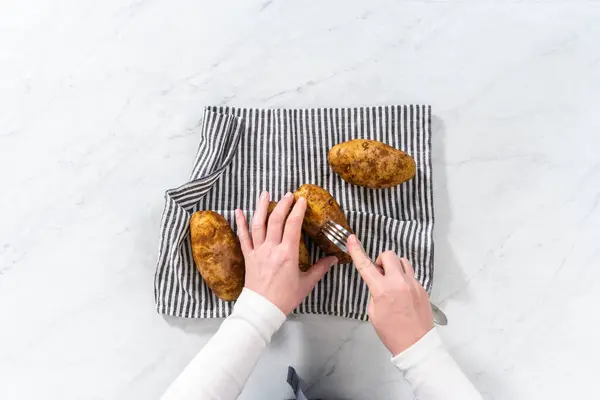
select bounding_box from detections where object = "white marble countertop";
[2,1,600,399]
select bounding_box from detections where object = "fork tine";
[323,230,348,253]
[325,221,350,242]
[326,220,352,238]
[323,221,350,254]
[323,231,342,247]
[325,224,347,244]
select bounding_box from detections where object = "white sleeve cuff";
[391,328,442,371]
[232,288,287,339]
[390,328,483,399]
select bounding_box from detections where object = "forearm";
[392,328,482,400]
[162,288,286,400]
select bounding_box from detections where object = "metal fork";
[322,220,448,326]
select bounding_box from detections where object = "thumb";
[303,256,337,289]
[347,235,380,286]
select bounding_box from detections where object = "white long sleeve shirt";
[162,289,481,400]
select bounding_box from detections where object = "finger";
[407,268,429,299]
[235,209,253,255]
[399,258,415,279]
[374,251,404,277]
[282,196,306,246]
[303,256,338,290]
[400,257,426,295]
[413,279,428,297]
[266,192,294,243]
[375,254,385,275]
[251,191,270,246]
[372,255,386,275]
[347,235,381,287]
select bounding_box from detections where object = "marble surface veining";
[1,1,600,399]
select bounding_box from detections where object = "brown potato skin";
[190,211,245,301]
[328,139,416,189]
[294,184,353,264]
[267,201,312,271]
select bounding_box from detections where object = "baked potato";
[293,184,353,264]
[190,211,245,301]
[267,201,312,271]
[328,139,416,189]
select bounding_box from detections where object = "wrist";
[243,284,293,316]
[391,327,441,369]
[386,329,430,356]
[233,288,287,337]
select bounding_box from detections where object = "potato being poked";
[293,184,353,264]
[190,211,245,301]
[328,139,416,189]
[267,201,312,272]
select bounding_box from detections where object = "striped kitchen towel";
[155,105,434,320]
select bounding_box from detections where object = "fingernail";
[349,235,365,252]
[330,257,338,266]
[284,192,293,198]
[260,191,268,199]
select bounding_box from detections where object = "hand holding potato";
[267,201,312,271]
[235,191,338,315]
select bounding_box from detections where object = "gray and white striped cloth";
[155,105,434,320]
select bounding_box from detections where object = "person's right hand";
[347,235,434,356]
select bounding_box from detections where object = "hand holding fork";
[322,221,447,328]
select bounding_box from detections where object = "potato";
[190,211,245,301]
[267,201,312,271]
[294,184,353,264]
[328,139,416,189]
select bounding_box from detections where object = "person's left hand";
[235,191,338,315]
